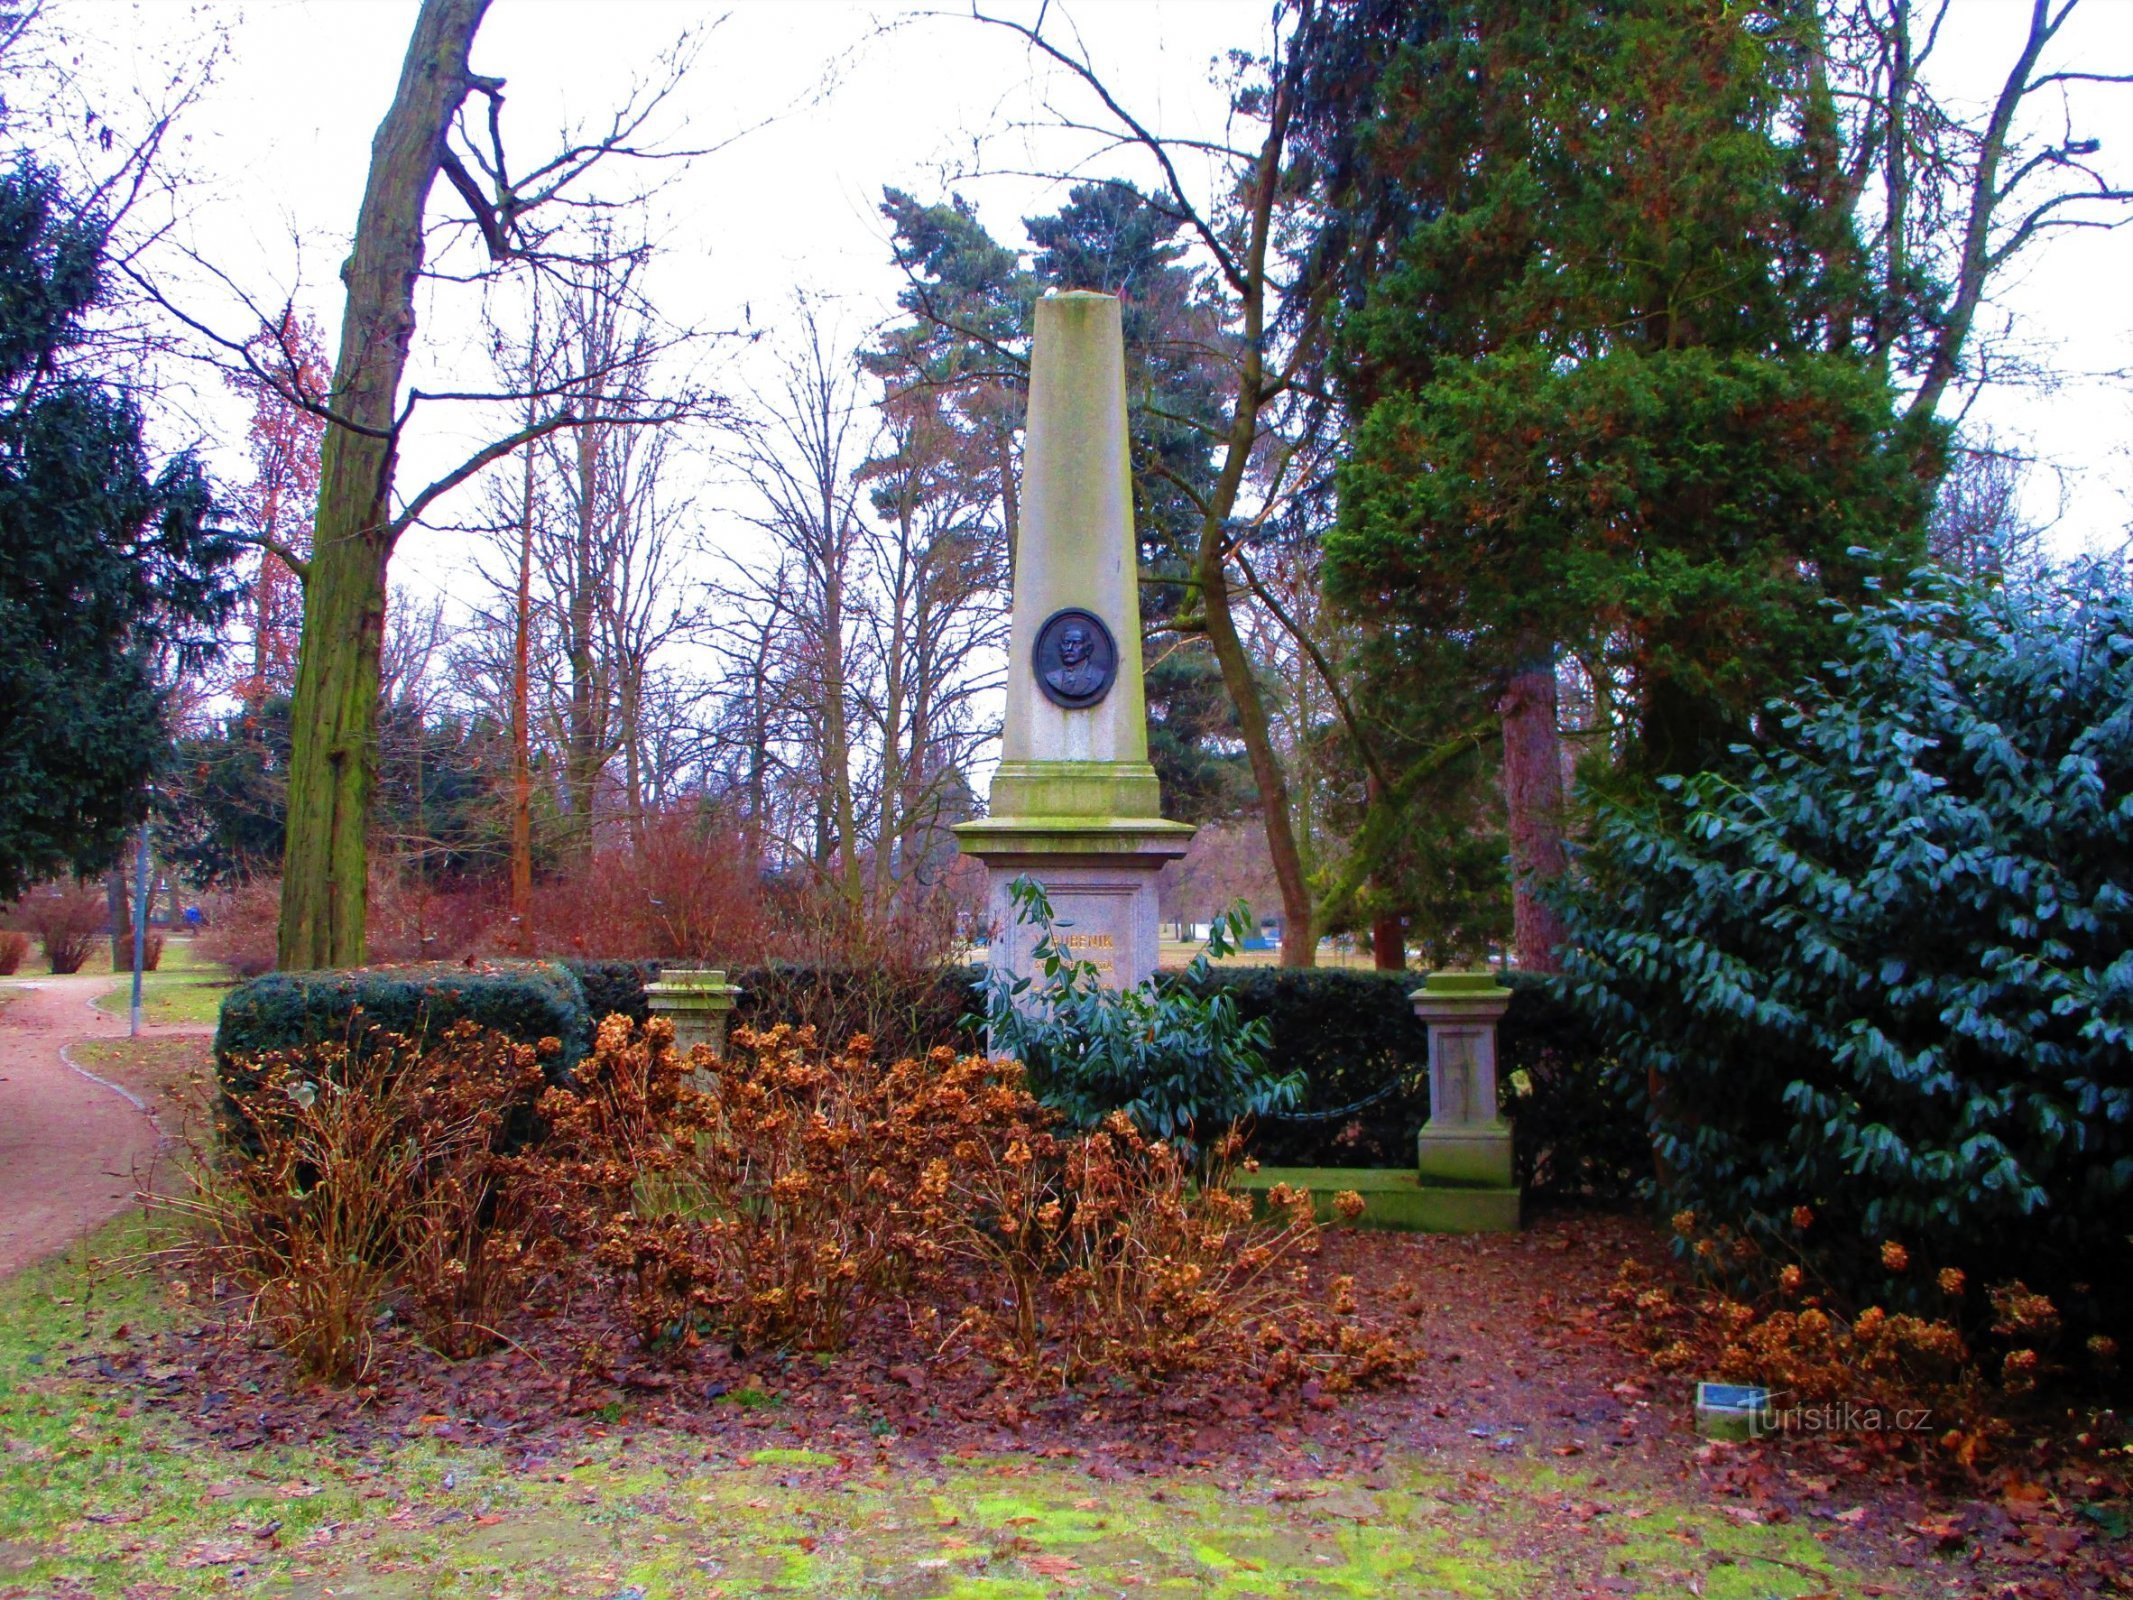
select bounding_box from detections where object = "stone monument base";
[1404,1181,1521,1233]
[1415,1117,1515,1188]
[955,813,1194,992]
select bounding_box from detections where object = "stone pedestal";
[1409,970,1520,1231]
[955,292,1193,991]
[643,967,741,1083]
[957,820,1191,991]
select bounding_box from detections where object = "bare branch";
[969,4,1249,295]
[221,528,313,585]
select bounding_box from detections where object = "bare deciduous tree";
[729,305,874,904]
[1813,0,2132,426]
[167,0,722,967]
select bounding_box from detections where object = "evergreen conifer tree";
[0,161,240,900]
[1320,0,1936,960]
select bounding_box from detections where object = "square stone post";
[1409,970,1520,1230]
[643,968,741,1084]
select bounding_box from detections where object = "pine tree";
[1320,0,1935,964]
[0,161,240,900]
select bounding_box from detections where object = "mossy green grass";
[0,1216,1932,1598]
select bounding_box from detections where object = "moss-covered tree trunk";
[1196,447,1313,968]
[1192,61,1316,970]
[1498,651,1568,972]
[277,0,491,970]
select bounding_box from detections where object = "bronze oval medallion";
[1034,607,1118,709]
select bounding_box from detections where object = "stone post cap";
[1410,968,1511,1020]
[643,968,742,1009]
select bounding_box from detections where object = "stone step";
[1231,1165,1520,1234]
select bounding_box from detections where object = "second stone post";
[1409,970,1521,1231]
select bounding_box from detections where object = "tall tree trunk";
[1877,0,1913,369]
[1195,314,1312,966]
[509,436,534,946]
[277,0,491,970]
[1363,771,1405,971]
[1190,46,1316,967]
[1903,0,2058,431]
[1499,649,1569,972]
[995,424,1019,589]
[1197,542,1313,965]
[565,424,602,857]
[105,864,131,970]
[619,654,647,860]
[871,514,913,906]
[1371,916,1405,970]
[745,647,770,877]
[247,479,283,717]
[819,559,860,905]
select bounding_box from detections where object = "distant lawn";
[1158,938,1392,971]
[91,938,231,1028]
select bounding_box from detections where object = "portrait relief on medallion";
[1033,606,1118,709]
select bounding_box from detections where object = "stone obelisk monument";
[956,292,1194,989]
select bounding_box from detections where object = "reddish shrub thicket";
[195,879,280,978]
[366,871,499,964]
[739,876,978,1062]
[163,1020,551,1380]
[525,812,767,962]
[0,930,27,974]
[24,884,107,973]
[198,872,502,977]
[189,810,977,994]
[189,1015,1414,1398]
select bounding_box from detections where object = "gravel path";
[0,974,211,1277]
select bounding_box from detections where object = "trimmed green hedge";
[563,958,663,1027]
[560,958,983,1063]
[275,956,1640,1208]
[1171,968,1417,1166]
[215,960,592,1095]
[1494,973,1649,1205]
[1173,968,1641,1204]
[555,957,1639,1203]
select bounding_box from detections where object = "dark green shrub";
[552,956,986,1060]
[1194,965,1639,1203]
[563,958,664,1026]
[215,960,591,1111]
[1494,974,1646,1205]
[982,883,1294,1146]
[1559,567,2133,1312]
[1175,966,1418,1166]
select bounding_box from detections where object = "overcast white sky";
[65,0,2133,617]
